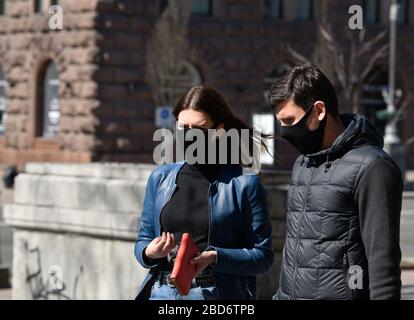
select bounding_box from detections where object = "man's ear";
[314,101,327,121]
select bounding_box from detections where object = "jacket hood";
[310,113,383,158]
[304,113,384,171]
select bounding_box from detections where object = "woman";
[134,86,274,300]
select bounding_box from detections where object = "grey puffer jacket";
[275,113,402,300]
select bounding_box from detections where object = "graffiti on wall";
[23,241,84,300]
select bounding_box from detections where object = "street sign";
[155,106,174,129]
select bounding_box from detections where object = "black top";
[157,163,220,271]
[355,158,402,299]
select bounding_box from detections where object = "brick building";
[0,0,413,171]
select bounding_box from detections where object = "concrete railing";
[4,162,289,300]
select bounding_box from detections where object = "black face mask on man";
[279,102,327,155]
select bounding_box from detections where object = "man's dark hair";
[268,63,339,117]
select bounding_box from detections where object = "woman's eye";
[283,118,295,126]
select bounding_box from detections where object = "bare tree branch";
[357,29,388,57]
[360,43,389,80]
[393,93,413,125]
[145,0,192,107]
[307,2,389,114]
[405,136,414,146]
[287,45,310,64]
[317,23,336,45]
[358,29,366,43]
[335,50,347,94]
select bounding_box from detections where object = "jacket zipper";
[206,182,221,298]
[158,184,177,235]
[343,253,352,300]
[291,163,316,299]
[207,184,212,248]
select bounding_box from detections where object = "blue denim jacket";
[134,161,273,300]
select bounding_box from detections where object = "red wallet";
[170,233,199,295]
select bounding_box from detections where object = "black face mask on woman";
[279,103,327,155]
[176,124,223,165]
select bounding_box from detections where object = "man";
[270,64,402,300]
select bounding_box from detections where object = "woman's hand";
[190,250,217,276]
[144,232,176,260]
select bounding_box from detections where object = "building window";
[363,0,380,24]
[0,0,5,15]
[33,0,60,13]
[295,0,313,20]
[264,0,283,19]
[38,61,60,138]
[34,0,43,13]
[161,61,202,105]
[160,0,212,16]
[191,0,212,16]
[398,0,409,24]
[0,66,6,135]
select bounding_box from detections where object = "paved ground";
[0,288,11,300]
[0,210,13,301]
[401,193,414,258]
[0,270,413,300]
[0,188,14,273]
[0,221,12,270]
[401,269,414,300]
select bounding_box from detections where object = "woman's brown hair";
[173,85,274,163]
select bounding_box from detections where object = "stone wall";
[0,0,103,167]
[4,162,154,299]
[1,1,413,170]
[3,162,289,300]
[1,0,413,171]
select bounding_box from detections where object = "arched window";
[362,68,389,136]
[0,66,6,135]
[38,61,60,138]
[161,60,203,105]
